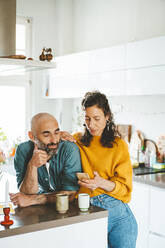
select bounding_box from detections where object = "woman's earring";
[83,123,86,127]
[106,120,110,131]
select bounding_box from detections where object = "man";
[10,113,82,207]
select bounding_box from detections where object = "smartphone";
[76,172,90,180]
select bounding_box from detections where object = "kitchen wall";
[73,0,165,53]
[16,0,165,142]
[71,95,165,142]
[16,0,74,131]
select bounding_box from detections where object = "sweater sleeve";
[109,139,133,202]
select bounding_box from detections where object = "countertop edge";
[133,175,165,189]
[0,209,108,238]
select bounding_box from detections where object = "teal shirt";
[14,140,82,193]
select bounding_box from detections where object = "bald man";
[10,113,82,207]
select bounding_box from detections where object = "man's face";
[33,118,61,157]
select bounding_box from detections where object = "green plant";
[0,128,7,142]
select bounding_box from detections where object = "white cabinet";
[130,181,165,248]
[149,233,165,248]
[88,45,126,73]
[47,36,165,98]
[149,187,165,237]
[126,66,165,95]
[126,36,165,68]
[129,182,150,248]
[48,45,127,98]
[0,217,107,248]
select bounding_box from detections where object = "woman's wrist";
[98,178,116,192]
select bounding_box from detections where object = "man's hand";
[29,144,51,168]
[10,192,47,207]
[10,192,35,207]
[60,131,76,143]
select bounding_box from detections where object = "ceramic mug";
[78,193,90,212]
[56,194,69,214]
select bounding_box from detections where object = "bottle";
[144,148,150,168]
[138,146,145,167]
[149,151,156,168]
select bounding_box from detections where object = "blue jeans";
[90,194,138,248]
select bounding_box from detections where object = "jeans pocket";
[101,195,121,208]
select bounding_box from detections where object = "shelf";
[0,58,56,76]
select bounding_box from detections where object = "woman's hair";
[80,91,120,147]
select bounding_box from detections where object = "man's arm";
[15,143,50,194]
[10,191,77,208]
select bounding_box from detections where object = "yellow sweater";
[73,133,132,203]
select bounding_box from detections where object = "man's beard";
[35,138,59,157]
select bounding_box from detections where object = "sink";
[133,167,165,176]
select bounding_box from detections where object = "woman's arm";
[78,171,116,192]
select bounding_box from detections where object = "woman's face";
[85,105,109,136]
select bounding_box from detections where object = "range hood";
[0,0,56,75]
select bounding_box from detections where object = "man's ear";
[28,131,35,141]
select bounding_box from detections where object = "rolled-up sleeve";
[14,145,27,188]
[14,142,33,189]
[60,143,82,191]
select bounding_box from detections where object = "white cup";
[56,194,69,214]
[78,193,90,212]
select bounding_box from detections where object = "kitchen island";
[0,201,108,248]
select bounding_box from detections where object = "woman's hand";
[78,171,116,192]
[60,131,76,143]
[78,171,105,191]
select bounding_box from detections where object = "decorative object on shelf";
[39,48,53,62]
[0,55,26,59]
[39,48,46,61]
[45,48,53,62]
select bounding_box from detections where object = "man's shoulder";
[17,140,34,153]
[59,140,80,153]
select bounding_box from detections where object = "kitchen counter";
[0,201,108,239]
[133,167,165,189]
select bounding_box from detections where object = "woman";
[73,91,138,248]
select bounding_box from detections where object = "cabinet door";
[149,233,165,248]
[129,181,150,248]
[150,186,165,237]
[126,36,165,68]
[126,66,165,95]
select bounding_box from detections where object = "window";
[0,16,32,160]
[16,16,32,57]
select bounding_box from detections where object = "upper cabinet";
[46,36,165,98]
[126,36,165,68]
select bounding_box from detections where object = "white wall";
[71,95,165,142]
[16,0,74,129]
[16,0,165,140]
[73,0,165,53]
